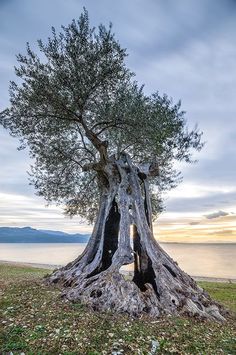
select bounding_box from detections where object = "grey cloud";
[207,229,234,235]
[204,210,229,220]
[178,150,236,192]
[164,189,236,214]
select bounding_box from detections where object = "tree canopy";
[0,9,203,222]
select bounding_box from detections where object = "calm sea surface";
[0,243,235,279]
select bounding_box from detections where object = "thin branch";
[75,123,97,161]
[91,120,114,130]
[53,146,84,169]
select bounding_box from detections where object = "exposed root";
[47,265,226,321]
[64,271,161,317]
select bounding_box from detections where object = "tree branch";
[53,146,84,169]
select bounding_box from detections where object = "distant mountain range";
[0,226,90,243]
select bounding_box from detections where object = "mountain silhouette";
[0,226,90,243]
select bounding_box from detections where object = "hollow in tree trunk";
[48,154,226,321]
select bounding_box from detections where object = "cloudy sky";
[0,0,236,242]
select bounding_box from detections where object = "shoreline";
[0,259,60,270]
[1,259,235,283]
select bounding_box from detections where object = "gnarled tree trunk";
[48,154,226,321]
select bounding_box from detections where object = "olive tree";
[0,10,225,320]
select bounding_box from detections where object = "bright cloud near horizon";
[0,0,236,242]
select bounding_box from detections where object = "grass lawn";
[0,264,235,354]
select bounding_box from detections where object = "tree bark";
[47,154,226,321]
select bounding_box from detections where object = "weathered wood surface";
[48,154,226,321]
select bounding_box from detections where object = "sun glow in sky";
[0,0,236,243]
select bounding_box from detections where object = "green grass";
[198,281,236,312]
[0,263,49,280]
[0,264,235,354]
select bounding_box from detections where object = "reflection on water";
[0,243,235,279]
[161,243,236,279]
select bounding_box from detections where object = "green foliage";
[0,9,203,222]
